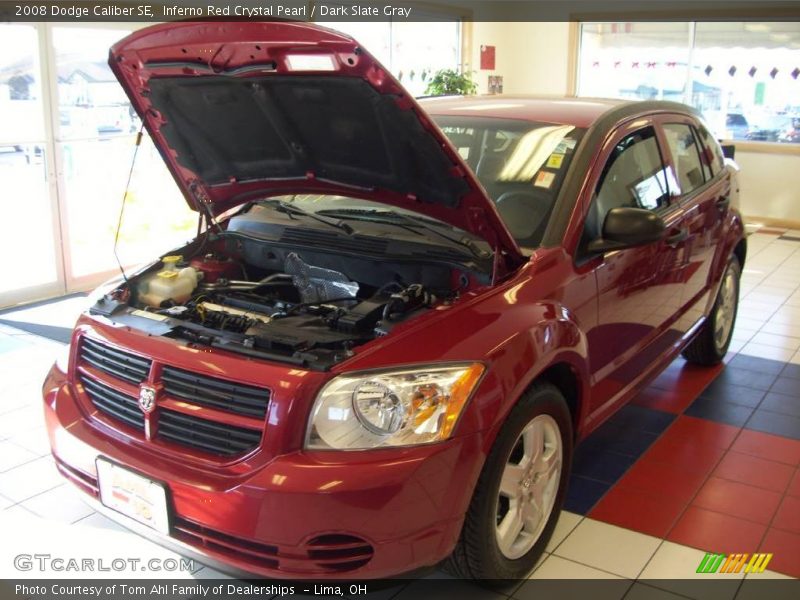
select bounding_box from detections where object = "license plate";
[96,458,170,534]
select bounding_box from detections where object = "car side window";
[663,124,708,196]
[697,124,726,175]
[584,126,670,241]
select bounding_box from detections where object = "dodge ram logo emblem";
[138,386,157,414]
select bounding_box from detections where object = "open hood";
[109,21,523,266]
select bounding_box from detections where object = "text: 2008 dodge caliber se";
[43,21,745,580]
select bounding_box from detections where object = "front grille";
[76,335,270,459]
[80,374,144,431]
[158,409,262,456]
[305,534,375,572]
[79,337,151,384]
[162,366,269,419]
[171,519,374,574]
[172,517,280,568]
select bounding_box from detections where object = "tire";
[444,382,573,581]
[682,255,741,366]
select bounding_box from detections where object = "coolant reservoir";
[137,255,199,308]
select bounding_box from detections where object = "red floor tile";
[590,484,687,538]
[632,386,694,414]
[665,415,741,450]
[644,432,727,474]
[730,429,800,466]
[692,477,782,525]
[668,506,766,554]
[760,528,800,578]
[617,458,708,503]
[787,471,800,498]
[711,451,795,493]
[651,363,723,396]
[772,496,800,535]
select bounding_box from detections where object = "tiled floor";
[0,230,799,597]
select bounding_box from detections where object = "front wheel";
[683,255,741,366]
[444,382,573,580]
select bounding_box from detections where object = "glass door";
[0,24,65,308]
[52,26,197,293]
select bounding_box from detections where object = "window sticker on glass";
[534,170,556,189]
[554,139,577,154]
[546,153,565,169]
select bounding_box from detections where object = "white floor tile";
[545,510,582,553]
[0,455,62,502]
[191,566,235,579]
[748,332,800,351]
[21,484,94,523]
[625,583,693,600]
[737,342,796,362]
[553,518,661,579]
[528,554,625,579]
[0,440,38,473]
[74,511,130,534]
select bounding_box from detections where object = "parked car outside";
[43,21,745,581]
[746,115,795,142]
[779,116,800,144]
[725,113,750,140]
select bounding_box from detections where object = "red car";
[43,21,745,580]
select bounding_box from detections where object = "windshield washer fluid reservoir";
[137,255,199,307]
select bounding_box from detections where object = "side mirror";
[587,207,666,254]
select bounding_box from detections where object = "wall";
[735,150,800,224]
[467,22,571,95]
[466,22,800,226]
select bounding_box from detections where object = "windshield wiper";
[316,208,491,259]
[265,199,354,235]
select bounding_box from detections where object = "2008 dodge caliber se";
[43,21,745,580]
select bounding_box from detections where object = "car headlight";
[306,363,485,450]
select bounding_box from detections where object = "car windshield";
[432,116,586,248]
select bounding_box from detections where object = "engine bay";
[90,210,492,369]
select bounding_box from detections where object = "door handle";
[665,228,688,247]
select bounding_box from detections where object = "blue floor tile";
[580,424,659,458]
[699,380,766,407]
[572,448,638,483]
[760,392,800,419]
[711,368,778,392]
[768,377,800,399]
[727,354,786,375]
[606,404,675,435]
[685,396,755,427]
[746,410,800,441]
[780,363,800,381]
[563,475,610,515]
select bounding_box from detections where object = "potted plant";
[424,68,478,96]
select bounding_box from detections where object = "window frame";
[574,116,683,261]
[654,113,722,204]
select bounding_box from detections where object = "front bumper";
[43,364,483,579]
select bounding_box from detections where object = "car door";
[658,117,729,329]
[576,120,689,421]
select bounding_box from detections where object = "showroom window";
[328,13,462,96]
[577,22,800,142]
[0,24,212,308]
